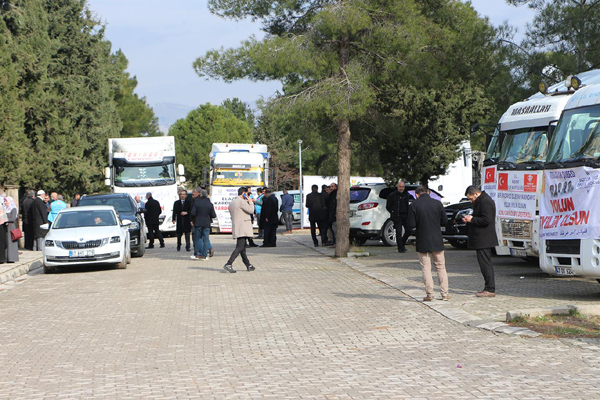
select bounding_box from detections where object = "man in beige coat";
[224,187,256,273]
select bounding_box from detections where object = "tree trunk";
[336,118,351,257]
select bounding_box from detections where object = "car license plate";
[510,248,527,257]
[440,227,446,232]
[555,266,574,276]
[69,250,95,258]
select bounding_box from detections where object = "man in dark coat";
[386,180,412,253]
[32,190,48,251]
[407,186,449,302]
[21,190,35,250]
[327,183,337,245]
[190,189,216,260]
[144,192,164,249]
[306,184,328,247]
[260,188,279,247]
[462,185,498,298]
[172,189,192,251]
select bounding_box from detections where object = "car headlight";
[101,238,109,246]
[45,240,54,247]
[110,236,121,243]
[128,221,140,230]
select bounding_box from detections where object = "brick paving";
[0,233,599,399]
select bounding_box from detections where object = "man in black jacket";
[306,184,328,247]
[407,186,449,302]
[32,190,48,251]
[462,185,498,298]
[260,188,279,247]
[173,189,192,251]
[386,180,412,253]
[190,189,216,260]
[21,190,35,250]
[144,192,164,249]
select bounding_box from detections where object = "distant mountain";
[153,102,195,133]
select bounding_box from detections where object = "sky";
[86,0,537,116]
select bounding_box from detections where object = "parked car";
[349,183,443,246]
[42,206,131,273]
[272,190,301,225]
[77,193,147,257]
[441,201,473,248]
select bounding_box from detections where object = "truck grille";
[60,240,103,249]
[546,239,580,255]
[501,219,532,240]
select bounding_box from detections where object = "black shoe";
[260,244,270,247]
[398,248,407,253]
[146,245,154,249]
[314,243,319,247]
[177,245,181,251]
[160,243,165,248]
[246,265,255,272]
[248,243,259,248]
[186,248,191,252]
[223,264,236,273]
[209,248,214,257]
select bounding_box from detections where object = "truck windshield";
[499,127,548,164]
[212,168,264,186]
[547,104,600,162]
[484,127,502,163]
[115,164,176,187]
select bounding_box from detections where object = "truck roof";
[211,143,268,154]
[562,83,600,110]
[499,95,571,131]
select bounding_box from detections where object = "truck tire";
[381,220,397,247]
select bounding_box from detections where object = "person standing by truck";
[386,180,412,253]
[145,192,165,249]
[173,189,192,251]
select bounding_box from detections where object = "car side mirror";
[121,219,132,226]
[40,223,49,230]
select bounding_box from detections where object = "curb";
[0,258,44,286]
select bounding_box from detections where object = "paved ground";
[1,233,600,399]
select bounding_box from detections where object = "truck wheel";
[381,220,397,247]
[448,239,468,249]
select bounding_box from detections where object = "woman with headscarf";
[5,197,19,263]
[0,195,7,264]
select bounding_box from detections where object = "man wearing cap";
[32,190,49,251]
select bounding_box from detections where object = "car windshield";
[115,164,176,187]
[52,210,118,229]
[547,104,600,162]
[78,197,135,214]
[350,188,371,203]
[499,127,549,163]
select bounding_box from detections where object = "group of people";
[171,187,216,260]
[305,183,338,247]
[405,182,498,301]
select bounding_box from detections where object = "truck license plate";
[555,266,574,276]
[69,250,94,258]
[510,249,527,257]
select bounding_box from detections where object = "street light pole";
[298,140,303,229]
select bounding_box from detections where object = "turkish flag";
[484,168,495,184]
[498,173,508,191]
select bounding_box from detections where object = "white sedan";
[42,205,131,273]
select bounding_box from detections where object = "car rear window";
[350,188,371,203]
[78,197,135,214]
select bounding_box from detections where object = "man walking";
[386,180,412,253]
[190,189,216,260]
[173,189,192,251]
[305,184,328,247]
[260,188,279,247]
[224,187,255,273]
[462,185,498,298]
[280,188,294,234]
[407,186,449,302]
[32,190,48,251]
[144,192,165,249]
[21,190,35,250]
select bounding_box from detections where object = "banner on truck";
[495,170,538,220]
[540,167,600,239]
[482,165,497,202]
[210,186,240,233]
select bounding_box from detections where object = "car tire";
[43,264,56,274]
[448,239,468,249]
[117,253,127,269]
[381,220,397,247]
[126,246,132,264]
[133,243,145,258]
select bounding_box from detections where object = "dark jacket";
[32,197,48,239]
[280,193,294,213]
[406,193,447,253]
[173,198,192,233]
[190,197,216,228]
[305,192,327,222]
[144,197,162,225]
[467,191,498,249]
[386,190,411,221]
[327,189,337,223]
[21,196,34,226]
[260,194,279,226]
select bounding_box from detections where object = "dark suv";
[441,201,472,248]
[77,193,147,257]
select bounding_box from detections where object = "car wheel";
[117,253,127,269]
[448,239,468,249]
[43,264,56,274]
[126,246,132,264]
[133,242,145,258]
[381,220,397,246]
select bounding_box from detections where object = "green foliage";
[169,104,253,186]
[221,98,255,129]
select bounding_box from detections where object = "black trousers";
[177,230,190,249]
[23,223,33,250]
[263,224,277,246]
[147,224,164,246]
[227,237,251,266]
[476,248,495,292]
[394,216,411,251]
[310,219,328,245]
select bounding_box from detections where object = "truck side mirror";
[179,176,186,183]
[105,167,111,179]
[178,164,185,175]
[104,178,110,187]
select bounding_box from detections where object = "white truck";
[104,136,186,233]
[429,140,473,205]
[209,143,270,233]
